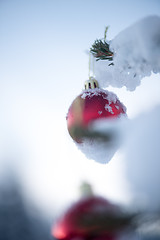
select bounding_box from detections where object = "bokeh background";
[1,0,160,219]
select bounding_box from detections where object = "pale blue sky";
[1,1,160,97]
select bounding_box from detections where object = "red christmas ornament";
[66,78,126,142]
[52,194,128,240]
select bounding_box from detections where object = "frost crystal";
[105,104,114,114]
[98,111,102,115]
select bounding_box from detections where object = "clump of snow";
[80,88,127,113]
[87,105,160,210]
[122,105,160,211]
[105,104,114,114]
[77,105,160,211]
[76,116,127,164]
[95,16,160,91]
[81,88,118,104]
[77,137,118,164]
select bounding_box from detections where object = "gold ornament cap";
[84,77,99,90]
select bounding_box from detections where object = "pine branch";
[71,125,114,142]
[77,211,137,233]
[90,26,114,64]
[90,39,114,62]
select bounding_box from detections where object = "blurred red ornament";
[66,78,126,143]
[52,196,114,240]
[52,193,130,240]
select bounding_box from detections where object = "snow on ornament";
[66,78,127,164]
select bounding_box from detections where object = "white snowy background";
[0,0,160,225]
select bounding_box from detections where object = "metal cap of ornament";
[84,78,99,90]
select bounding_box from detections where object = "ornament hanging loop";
[88,51,95,80]
[87,50,98,90]
[86,50,98,90]
[104,26,109,41]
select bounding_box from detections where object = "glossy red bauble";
[66,86,126,142]
[52,196,119,240]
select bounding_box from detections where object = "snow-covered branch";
[95,16,160,91]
